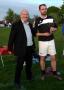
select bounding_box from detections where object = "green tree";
[5,8,15,23]
[47,6,60,24]
[5,9,20,23]
[59,4,64,23]
[13,13,20,22]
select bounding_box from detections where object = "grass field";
[0,26,64,90]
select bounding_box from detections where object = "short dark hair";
[39,4,47,10]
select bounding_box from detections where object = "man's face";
[39,5,47,15]
[20,10,29,22]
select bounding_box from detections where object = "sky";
[0,0,63,20]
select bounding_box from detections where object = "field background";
[0,26,64,90]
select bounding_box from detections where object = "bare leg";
[50,55,62,80]
[51,55,56,72]
[39,56,45,80]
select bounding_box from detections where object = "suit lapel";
[29,23,33,34]
[18,20,33,37]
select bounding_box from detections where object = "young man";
[34,4,62,80]
[8,9,35,89]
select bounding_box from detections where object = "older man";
[8,9,35,89]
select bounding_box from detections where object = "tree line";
[4,4,64,24]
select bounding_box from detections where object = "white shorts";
[39,40,56,56]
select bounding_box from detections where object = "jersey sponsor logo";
[38,19,53,26]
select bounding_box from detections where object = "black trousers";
[14,46,33,84]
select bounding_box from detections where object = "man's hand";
[43,33,51,36]
[50,27,57,34]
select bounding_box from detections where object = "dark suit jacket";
[8,20,35,56]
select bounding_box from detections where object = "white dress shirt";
[22,21,33,46]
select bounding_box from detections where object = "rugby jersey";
[34,16,57,41]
